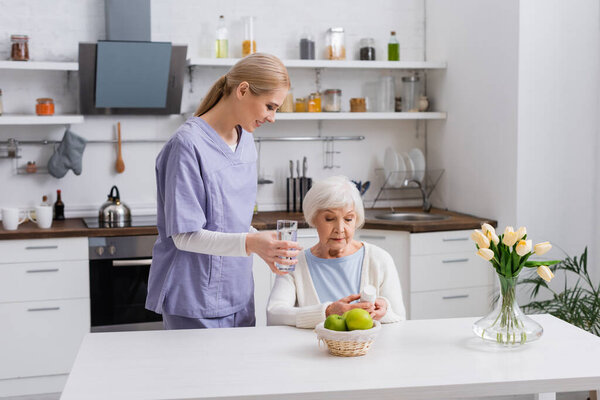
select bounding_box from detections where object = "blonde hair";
[194,53,290,117]
[302,176,365,229]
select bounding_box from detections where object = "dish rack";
[370,168,444,208]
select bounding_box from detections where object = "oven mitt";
[47,129,87,178]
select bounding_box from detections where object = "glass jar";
[295,97,307,112]
[11,35,29,61]
[242,16,256,57]
[326,28,345,60]
[307,92,321,112]
[36,98,55,116]
[323,89,341,112]
[401,75,421,112]
[359,38,375,61]
[299,34,315,60]
[349,98,366,112]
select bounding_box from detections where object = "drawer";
[410,286,494,320]
[410,230,474,255]
[0,298,90,379]
[0,260,89,303]
[0,237,88,264]
[410,252,493,292]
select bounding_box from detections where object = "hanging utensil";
[115,122,125,173]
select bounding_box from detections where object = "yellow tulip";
[481,223,496,236]
[515,240,532,256]
[502,226,519,247]
[537,265,554,282]
[471,229,490,249]
[516,226,527,241]
[534,241,552,256]
[477,248,495,261]
[486,230,500,245]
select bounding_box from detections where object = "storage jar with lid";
[295,97,307,112]
[326,28,345,60]
[299,34,315,60]
[350,98,366,112]
[242,16,256,57]
[401,75,421,112]
[11,34,29,61]
[359,38,375,61]
[36,98,54,116]
[323,89,342,112]
[307,92,321,112]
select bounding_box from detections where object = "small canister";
[299,34,315,60]
[323,89,342,112]
[307,92,321,112]
[350,98,366,112]
[359,38,376,61]
[36,98,55,116]
[295,97,307,112]
[326,28,345,60]
[402,75,421,112]
[10,35,29,61]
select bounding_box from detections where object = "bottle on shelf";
[215,15,228,58]
[388,31,400,61]
[242,16,256,57]
[53,189,65,220]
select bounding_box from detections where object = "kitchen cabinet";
[0,237,89,397]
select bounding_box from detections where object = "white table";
[61,315,600,400]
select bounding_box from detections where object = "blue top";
[146,117,257,319]
[305,246,365,303]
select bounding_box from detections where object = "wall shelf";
[275,112,446,120]
[0,115,84,125]
[187,58,446,70]
[0,61,79,71]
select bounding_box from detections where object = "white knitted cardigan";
[266,242,406,328]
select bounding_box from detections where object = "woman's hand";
[370,298,388,320]
[326,294,375,316]
[246,231,301,276]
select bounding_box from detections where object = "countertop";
[0,208,496,240]
[60,314,600,400]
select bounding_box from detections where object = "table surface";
[60,315,600,400]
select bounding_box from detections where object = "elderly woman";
[267,175,405,328]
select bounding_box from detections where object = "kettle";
[98,185,131,227]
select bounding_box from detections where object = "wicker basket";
[314,320,381,357]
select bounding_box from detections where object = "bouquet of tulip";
[470,223,560,345]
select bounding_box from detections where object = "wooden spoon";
[115,122,125,173]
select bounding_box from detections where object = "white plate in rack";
[384,147,404,187]
[402,152,415,182]
[408,148,426,182]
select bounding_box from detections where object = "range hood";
[78,0,187,115]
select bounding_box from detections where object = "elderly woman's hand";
[370,298,388,320]
[246,231,301,276]
[326,294,376,316]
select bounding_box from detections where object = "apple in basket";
[324,309,373,331]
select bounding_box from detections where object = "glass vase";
[472,274,543,346]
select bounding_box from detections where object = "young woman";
[146,53,300,330]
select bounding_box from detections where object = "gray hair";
[302,175,365,228]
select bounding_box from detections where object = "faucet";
[408,179,431,212]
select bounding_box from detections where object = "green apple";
[345,308,373,330]
[324,314,348,331]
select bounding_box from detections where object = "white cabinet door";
[0,298,90,379]
[0,237,88,264]
[410,286,494,320]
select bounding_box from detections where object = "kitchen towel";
[47,129,87,178]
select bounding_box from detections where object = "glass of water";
[276,220,298,271]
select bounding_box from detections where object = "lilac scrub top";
[145,117,257,319]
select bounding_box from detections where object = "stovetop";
[83,215,157,229]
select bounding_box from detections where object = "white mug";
[29,205,53,229]
[1,208,28,231]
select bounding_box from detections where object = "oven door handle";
[112,259,153,267]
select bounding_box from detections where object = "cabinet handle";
[26,268,60,273]
[359,235,386,240]
[442,295,469,300]
[27,307,60,312]
[113,259,153,267]
[442,258,469,264]
[442,238,468,242]
[25,245,59,250]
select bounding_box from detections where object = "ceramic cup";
[2,208,28,230]
[29,205,53,229]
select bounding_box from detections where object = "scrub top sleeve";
[163,138,207,237]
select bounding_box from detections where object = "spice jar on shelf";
[299,34,315,60]
[359,38,376,61]
[295,97,307,112]
[307,92,321,112]
[10,35,29,61]
[242,16,256,57]
[326,28,345,60]
[350,98,366,112]
[36,98,54,116]
[323,89,342,112]
[26,161,37,174]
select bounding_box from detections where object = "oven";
[88,234,162,332]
